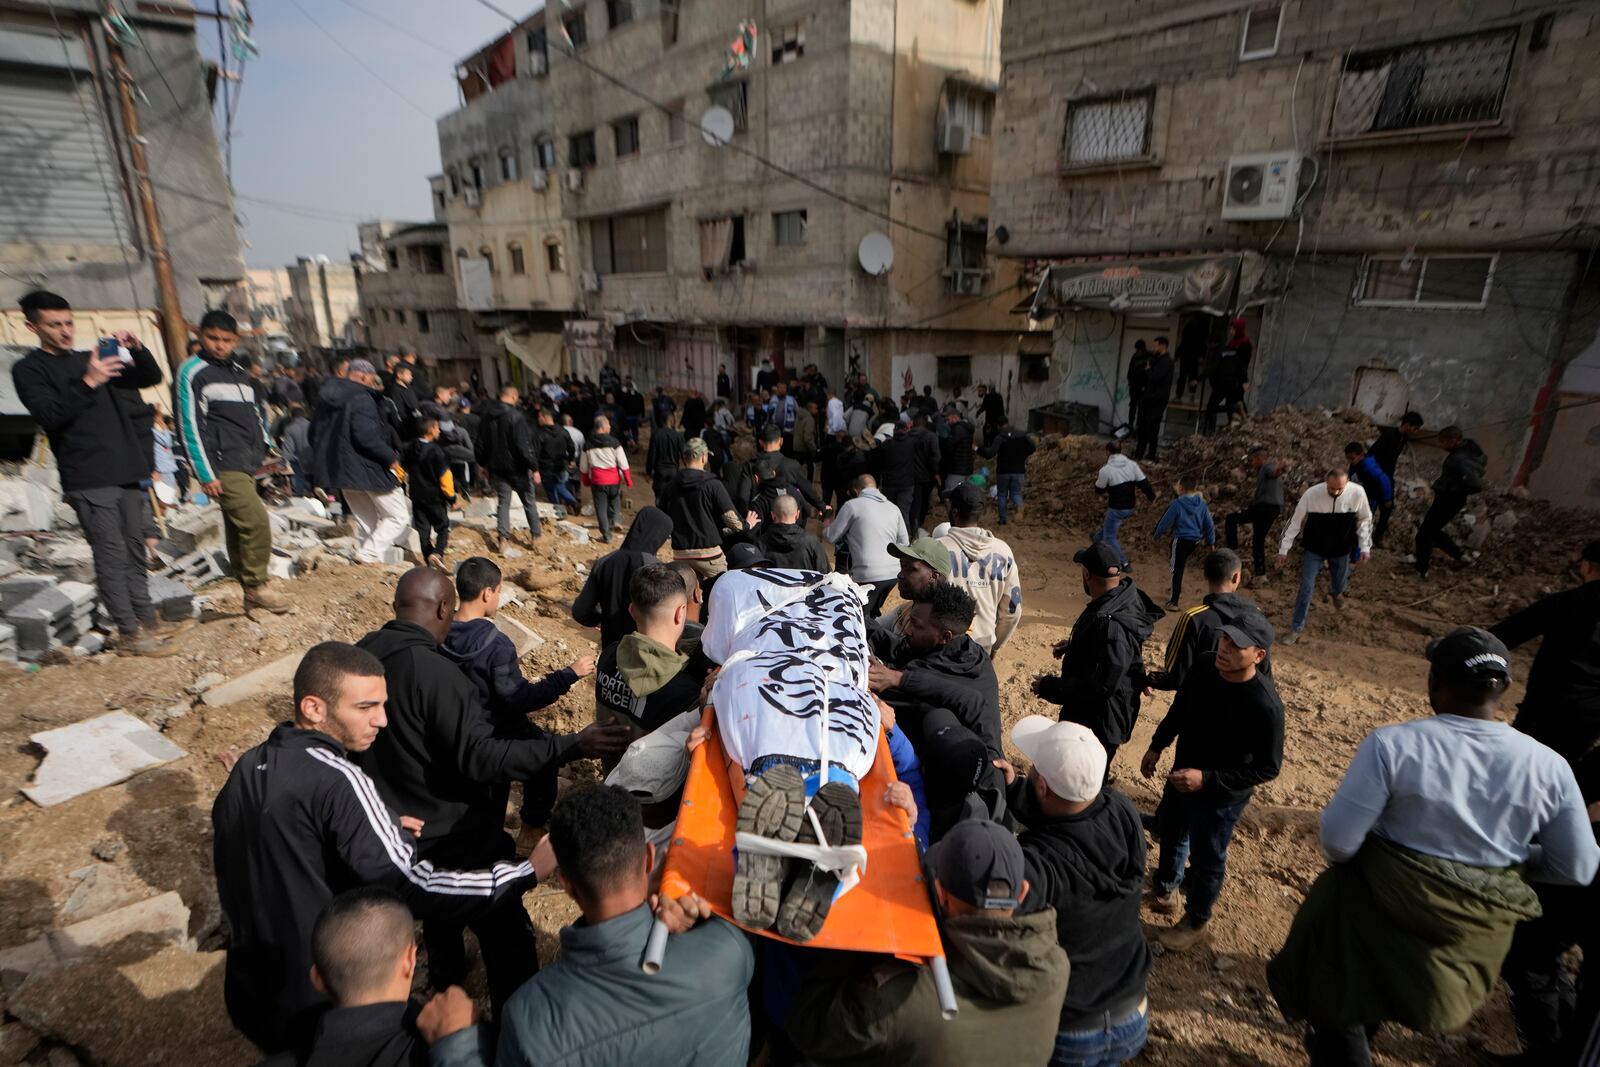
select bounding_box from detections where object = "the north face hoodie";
[595,632,712,734]
[939,526,1023,656]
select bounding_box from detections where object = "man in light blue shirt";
[1270,627,1599,1066]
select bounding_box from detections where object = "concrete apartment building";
[357,221,482,390]
[420,0,1027,409]
[0,0,244,370]
[990,0,1600,503]
[284,256,363,362]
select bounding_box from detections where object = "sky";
[224,0,526,268]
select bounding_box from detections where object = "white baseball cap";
[1010,715,1105,803]
[604,710,699,805]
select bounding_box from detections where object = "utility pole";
[107,41,190,366]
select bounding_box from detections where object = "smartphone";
[98,336,132,363]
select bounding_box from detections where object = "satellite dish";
[700,106,735,147]
[857,232,894,276]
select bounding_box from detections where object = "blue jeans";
[996,473,1025,523]
[1292,550,1350,632]
[543,473,579,509]
[1094,507,1134,566]
[1155,790,1249,925]
[1051,1000,1150,1067]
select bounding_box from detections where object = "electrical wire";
[285,0,435,120]
[326,0,464,59]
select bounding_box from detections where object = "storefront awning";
[1016,253,1261,318]
[500,329,564,379]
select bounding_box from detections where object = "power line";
[285,0,436,120]
[326,0,464,59]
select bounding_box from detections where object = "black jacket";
[908,426,942,484]
[1149,591,1270,691]
[353,621,571,844]
[1038,578,1163,747]
[308,377,400,493]
[1434,439,1488,496]
[941,419,976,478]
[12,344,165,491]
[534,422,574,481]
[1493,580,1600,762]
[175,353,270,479]
[660,467,742,553]
[648,425,686,480]
[387,381,422,439]
[1139,354,1175,409]
[682,396,707,439]
[716,372,732,399]
[256,1001,430,1067]
[402,438,452,508]
[572,507,675,647]
[1012,784,1151,1027]
[869,626,1003,760]
[1369,426,1407,478]
[1149,653,1285,805]
[213,725,536,1053]
[442,618,582,730]
[757,522,828,572]
[476,400,540,479]
[734,451,822,519]
[874,432,919,494]
[985,428,1036,476]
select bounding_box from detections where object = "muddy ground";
[1,414,1585,1065]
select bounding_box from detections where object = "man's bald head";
[771,494,800,524]
[393,567,456,642]
[854,474,877,492]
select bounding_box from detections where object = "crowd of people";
[12,287,1600,1067]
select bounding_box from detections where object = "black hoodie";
[353,621,572,844]
[756,521,828,572]
[572,506,674,647]
[660,467,742,553]
[475,399,540,479]
[306,377,401,493]
[1148,591,1270,691]
[258,1001,429,1067]
[869,626,1003,760]
[1435,438,1488,496]
[1011,782,1151,1027]
[1038,578,1163,747]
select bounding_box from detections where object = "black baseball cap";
[1425,626,1512,683]
[726,543,773,570]
[1073,543,1123,578]
[1218,610,1275,651]
[927,819,1026,911]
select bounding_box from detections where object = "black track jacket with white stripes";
[212,724,537,1052]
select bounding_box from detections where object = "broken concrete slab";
[144,575,195,621]
[278,506,336,532]
[46,891,189,960]
[160,509,223,555]
[199,652,299,707]
[59,864,158,925]
[0,479,55,532]
[555,520,591,544]
[0,574,54,612]
[286,495,329,518]
[23,712,187,808]
[267,550,298,581]
[493,614,545,658]
[9,946,254,1067]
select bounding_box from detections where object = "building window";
[527,27,548,76]
[563,11,587,49]
[944,220,988,294]
[470,160,485,190]
[613,116,641,158]
[1354,254,1495,309]
[417,245,446,274]
[772,21,805,64]
[447,170,460,197]
[417,310,431,334]
[534,136,556,171]
[1330,29,1516,138]
[666,99,686,143]
[385,248,400,270]
[937,356,973,391]
[499,149,519,182]
[773,210,808,247]
[943,84,995,138]
[569,130,598,168]
[396,310,407,326]
[479,246,495,275]
[594,208,668,274]
[435,190,446,211]
[606,0,633,29]
[1240,5,1283,61]
[509,244,526,275]
[546,240,565,272]
[698,215,746,275]
[382,309,391,323]
[1062,90,1153,167]
[709,80,749,132]
[1022,352,1050,382]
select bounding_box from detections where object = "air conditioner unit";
[530,169,549,191]
[1221,151,1300,221]
[565,169,585,193]
[463,186,481,207]
[937,121,971,156]
[957,271,984,296]
[578,271,601,293]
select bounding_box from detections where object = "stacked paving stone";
[4,580,97,658]
[0,620,16,663]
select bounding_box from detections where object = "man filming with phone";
[11,290,179,656]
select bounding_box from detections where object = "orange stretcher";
[652,707,956,1012]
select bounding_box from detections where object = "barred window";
[937,356,972,390]
[1329,30,1516,138]
[1354,254,1495,308]
[594,209,668,275]
[1062,90,1152,167]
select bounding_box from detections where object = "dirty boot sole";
[732,764,806,930]
[776,781,863,942]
